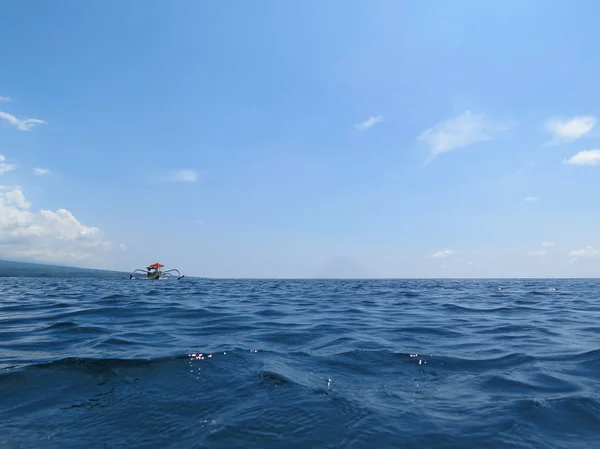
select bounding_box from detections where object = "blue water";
[1,277,599,448]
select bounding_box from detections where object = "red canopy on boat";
[147,263,164,269]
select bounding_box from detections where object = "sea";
[1,277,599,449]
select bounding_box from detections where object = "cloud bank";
[0,185,110,263]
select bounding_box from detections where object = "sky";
[1,0,600,278]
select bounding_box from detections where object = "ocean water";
[1,277,599,448]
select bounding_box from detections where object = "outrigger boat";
[129,262,185,280]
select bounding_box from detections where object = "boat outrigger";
[129,262,185,280]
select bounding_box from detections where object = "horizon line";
[1,259,597,280]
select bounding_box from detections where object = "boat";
[129,262,185,280]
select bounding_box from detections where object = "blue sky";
[1,0,600,278]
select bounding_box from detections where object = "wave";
[2,277,600,448]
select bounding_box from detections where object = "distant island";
[0,259,129,278]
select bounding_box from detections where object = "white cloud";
[523,196,539,202]
[0,155,17,175]
[0,111,47,131]
[0,186,110,263]
[0,96,12,103]
[545,116,596,145]
[33,167,50,176]
[162,169,197,182]
[5,188,30,209]
[564,149,600,166]
[119,243,127,250]
[528,242,554,256]
[569,246,599,257]
[355,115,383,131]
[430,249,454,258]
[418,110,512,162]
[527,250,547,256]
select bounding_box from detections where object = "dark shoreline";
[0,259,127,278]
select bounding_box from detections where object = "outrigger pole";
[129,262,185,280]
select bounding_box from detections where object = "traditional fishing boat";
[129,262,185,280]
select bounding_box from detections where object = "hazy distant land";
[0,259,129,278]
